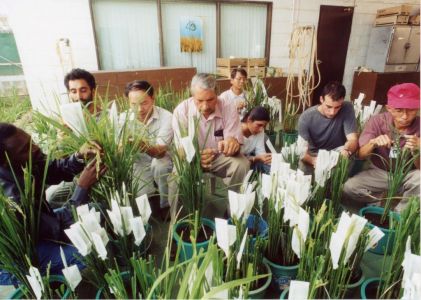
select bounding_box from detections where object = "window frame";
[90,0,272,70]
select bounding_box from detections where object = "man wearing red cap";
[343,83,420,211]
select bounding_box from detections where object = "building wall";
[268,0,420,99]
[6,0,420,113]
[6,0,98,114]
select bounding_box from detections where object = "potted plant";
[360,197,420,299]
[359,140,418,255]
[171,117,214,261]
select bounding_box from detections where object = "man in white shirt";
[219,68,248,113]
[124,80,173,213]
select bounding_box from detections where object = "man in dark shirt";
[0,123,106,284]
[298,81,358,174]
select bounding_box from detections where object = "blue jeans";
[0,241,84,286]
[252,161,270,174]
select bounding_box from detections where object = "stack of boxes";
[216,58,266,78]
[375,5,411,26]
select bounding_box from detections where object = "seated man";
[64,68,100,114]
[124,80,173,213]
[172,73,249,193]
[0,123,105,284]
[219,68,248,114]
[343,83,420,211]
[298,81,358,174]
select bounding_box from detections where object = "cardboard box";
[377,5,412,17]
[375,15,409,26]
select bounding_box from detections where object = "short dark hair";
[242,106,270,123]
[125,80,154,97]
[64,68,96,91]
[321,81,346,101]
[231,68,248,79]
[0,123,18,165]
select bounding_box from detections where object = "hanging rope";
[285,25,321,116]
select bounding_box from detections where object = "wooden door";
[312,5,354,105]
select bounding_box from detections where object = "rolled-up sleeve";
[172,100,189,147]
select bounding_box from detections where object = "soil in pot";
[176,223,214,243]
[364,212,390,229]
[364,280,379,299]
[265,249,299,266]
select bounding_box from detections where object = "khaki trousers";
[343,163,420,212]
[168,153,250,221]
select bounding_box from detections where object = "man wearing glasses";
[219,68,248,114]
[343,83,420,211]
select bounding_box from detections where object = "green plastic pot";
[7,275,70,299]
[359,206,400,255]
[281,130,298,147]
[173,218,215,262]
[279,287,289,299]
[344,271,365,298]
[360,277,380,299]
[263,257,299,292]
[248,261,272,299]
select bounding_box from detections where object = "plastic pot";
[173,218,215,261]
[8,275,70,299]
[263,257,299,292]
[359,206,400,255]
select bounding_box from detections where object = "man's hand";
[217,137,240,157]
[200,148,216,170]
[255,153,272,164]
[78,159,107,189]
[370,135,392,148]
[77,141,103,160]
[404,135,420,153]
[340,149,352,159]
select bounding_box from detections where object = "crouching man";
[0,123,106,284]
[343,83,420,211]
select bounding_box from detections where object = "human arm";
[404,134,420,169]
[340,132,358,158]
[218,137,241,157]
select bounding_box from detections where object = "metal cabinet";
[365,25,420,72]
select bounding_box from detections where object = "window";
[92,0,160,70]
[220,3,267,58]
[91,0,271,72]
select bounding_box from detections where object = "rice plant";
[377,196,420,299]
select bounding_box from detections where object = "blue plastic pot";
[7,275,70,299]
[229,214,268,250]
[173,218,215,262]
[263,257,299,292]
[360,277,380,299]
[359,206,400,255]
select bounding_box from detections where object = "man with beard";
[0,123,106,284]
[64,68,100,114]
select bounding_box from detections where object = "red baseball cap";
[387,83,420,109]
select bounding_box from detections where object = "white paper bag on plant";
[130,216,146,246]
[59,102,88,136]
[135,194,152,225]
[215,218,236,258]
[236,230,248,270]
[292,207,310,259]
[365,226,384,251]
[228,190,255,221]
[26,266,44,300]
[288,280,309,300]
